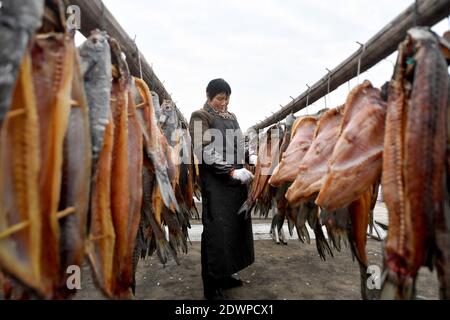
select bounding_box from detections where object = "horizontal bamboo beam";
[69,0,188,125]
[252,0,450,131]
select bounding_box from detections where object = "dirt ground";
[74,231,440,300]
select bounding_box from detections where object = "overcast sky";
[86,1,449,131]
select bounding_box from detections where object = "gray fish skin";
[0,0,44,126]
[151,91,161,120]
[159,100,178,145]
[78,30,112,169]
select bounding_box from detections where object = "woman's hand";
[231,168,254,184]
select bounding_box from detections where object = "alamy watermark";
[66,265,82,290]
[66,5,81,31]
[367,265,381,290]
[165,122,282,176]
[0,3,79,29]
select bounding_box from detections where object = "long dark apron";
[200,113,254,290]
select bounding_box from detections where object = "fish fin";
[154,167,181,212]
[287,218,294,237]
[155,239,175,265]
[314,222,334,261]
[296,205,310,244]
[238,200,250,217]
[296,225,310,244]
[162,209,187,260]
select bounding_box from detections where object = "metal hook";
[356,41,366,85]
[101,1,106,31]
[133,35,143,80]
[289,97,296,114]
[325,68,332,108]
[305,84,311,115]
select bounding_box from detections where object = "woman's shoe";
[219,276,243,289]
[204,287,227,300]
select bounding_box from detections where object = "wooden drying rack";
[251,0,450,131]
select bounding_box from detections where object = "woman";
[189,79,255,300]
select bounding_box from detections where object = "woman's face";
[208,93,230,110]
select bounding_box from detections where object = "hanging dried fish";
[86,114,116,297]
[285,106,344,207]
[133,79,179,214]
[55,50,92,299]
[32,28,77,299]
[0,0,44,127]
[239,124,284,217]
[381,27,448,300]
[0,48,42,296]
[108,38,143,299]
[80,30,116,298]
[316,80,387,211]
[79,29,112,171]
[270,116,317,187]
